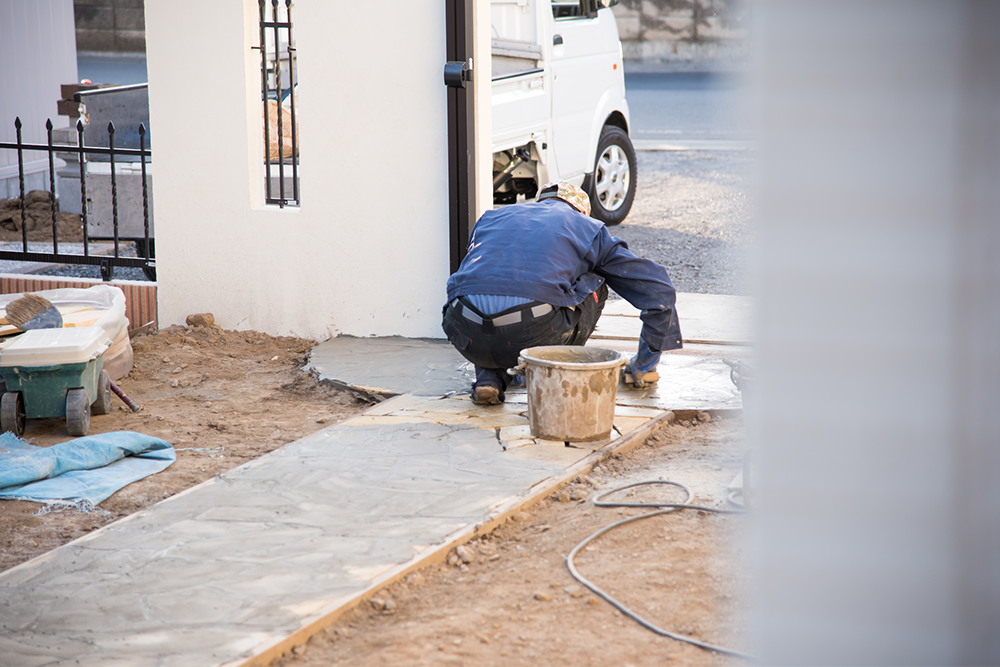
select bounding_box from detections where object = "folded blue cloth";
[0,431,175,508]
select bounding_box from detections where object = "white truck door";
[548,3,615,180]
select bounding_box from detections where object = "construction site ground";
[0,294,750,666]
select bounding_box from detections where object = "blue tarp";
[0,431,175,508]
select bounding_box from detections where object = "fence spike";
[107,121,115,135]
[139,122,146,136]
[14,117,21,130]
[45,118,53,131]
[76,118,84,132]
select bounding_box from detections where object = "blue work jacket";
[446,199,682,351]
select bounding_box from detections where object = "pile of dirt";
[0,190,84,243]
[274,419,751,667]
[0,323,368,573]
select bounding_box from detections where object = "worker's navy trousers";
[441,284,608,392]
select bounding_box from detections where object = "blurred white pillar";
[752,1,1000,664]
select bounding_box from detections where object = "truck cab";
[491,0,635,224]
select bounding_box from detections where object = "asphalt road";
[612,72,753,296]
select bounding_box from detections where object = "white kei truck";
[490,0,635,224]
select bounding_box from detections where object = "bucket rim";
[518,345,625,371]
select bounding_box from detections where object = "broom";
[5,293,63,330]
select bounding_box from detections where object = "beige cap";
[537,181,591,217]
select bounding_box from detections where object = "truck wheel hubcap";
[595,145,630,212]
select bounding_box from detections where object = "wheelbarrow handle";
[109,379,143,413]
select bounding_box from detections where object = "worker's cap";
[537,181,591,217]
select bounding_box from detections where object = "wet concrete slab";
[305,336,475,397]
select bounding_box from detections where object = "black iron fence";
[256,0,299,208]
[0,117,154,282]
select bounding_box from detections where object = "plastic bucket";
[517,345,625,442]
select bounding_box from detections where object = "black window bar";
[256,0,298,208]
[0,117,154,282]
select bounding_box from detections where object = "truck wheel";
[1,391,25,437]
[66,388,91,437]
[589,125,637,226]
[92,369,112,415]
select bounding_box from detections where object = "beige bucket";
[514,346,625,442]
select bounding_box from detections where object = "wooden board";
[0,306,99,336]
[61,310,101,328]
[600,293,752,345]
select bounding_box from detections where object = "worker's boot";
[471,368,506,405]
[472,384,503,405]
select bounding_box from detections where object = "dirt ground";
[272,419,751,667]
[0,323,369,573]
[0,191,84,243]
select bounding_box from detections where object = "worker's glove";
[623,339,661,388]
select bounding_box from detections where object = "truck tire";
[589,125,637,226]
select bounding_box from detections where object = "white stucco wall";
[146,0,487,340]
[0,0,77,197]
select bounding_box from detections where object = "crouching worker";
[442,182,683,405]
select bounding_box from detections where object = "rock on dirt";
[455,545,475,564]
[185,313,215,328]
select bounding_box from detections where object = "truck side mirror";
[583,0,618,18]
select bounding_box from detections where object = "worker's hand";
[623,339,661,388]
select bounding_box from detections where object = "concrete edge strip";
[590,333,751,347]
[231,409,679,667]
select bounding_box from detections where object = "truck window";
[551,2,585,19]
[552,0,616,19]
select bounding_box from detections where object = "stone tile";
[505,443,592,466]
[614,415,651,433]
[500,438,536,450]
[498,424,534,442]
[363,393,435,416]
[612,405,665,418]
[459,412,530,428]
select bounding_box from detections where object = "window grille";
[257,0,298,207]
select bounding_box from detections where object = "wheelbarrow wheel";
[1,391,25,437]
[92,369,112,415]
[66,388,91,437]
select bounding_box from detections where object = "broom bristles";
[6,293,55,329]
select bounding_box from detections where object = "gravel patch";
[612,150,753,296]
[34,244,152,282]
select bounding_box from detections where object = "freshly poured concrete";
[305,336,475,397]
[0,292,747,666]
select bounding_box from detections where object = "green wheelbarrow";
[0,327,113,437]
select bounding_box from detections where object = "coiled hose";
[565,480,754,660]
